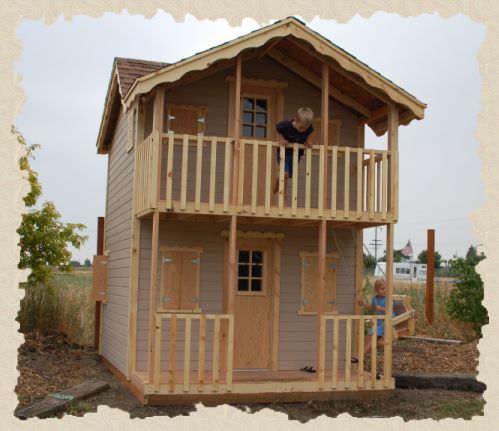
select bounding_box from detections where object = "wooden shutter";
[91,254,108,301]
[166,105,206,136]
[160,247,202,311]
[299,252,337,314]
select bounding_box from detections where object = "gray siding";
[101,105,133,375]
[135,220,355,372]
[154,55,362,211]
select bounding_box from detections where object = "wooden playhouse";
[92,17,425,405]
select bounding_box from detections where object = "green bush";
[446,257,488,334]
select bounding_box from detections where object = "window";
[241,96,269,138]
[237,250,264,292]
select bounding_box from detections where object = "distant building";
[375,261,427,282]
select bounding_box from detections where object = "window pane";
[238,264,249,277]
[243,111,254,123]
[242,125,253,137]
[255,113,267,125]
[252,264,262,278]
[239,251,250,263]
[252,251,263,264]
[243,98,254,110]
[251,279,262,291]
[256,99,267,112]
[238,279,249,291]
[255,126,266,138]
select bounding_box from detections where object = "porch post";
[147,87,165,383]
[384,223,394,386]
[388,104,399,221]
[127,94,147,379]
[147,210,160,382]
[317,63,329,385]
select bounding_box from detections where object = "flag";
[401,240,413,258]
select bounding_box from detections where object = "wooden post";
[147,211,160,382]
[316,63,329,383]
[384,224,394,386]
[227,215,237,315]
[231,56,242,207]
[152,87,165,205]
[388,105,398,221]
[426,229,435,324]
[94,216,105,350]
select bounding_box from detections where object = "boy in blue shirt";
[272,107,314,205]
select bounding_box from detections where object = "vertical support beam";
[388,105,399,221]
[127,215,141,379]
[317,63,329,384]
[227,215,237,315]
[357,124,364,218]
[384,223,394,387]
[231,56,242,207]
[353,227,363,363]
[153,87,165,204]
[147,211,160,382]
[321,63,330,204]
[94,216,105,351]
[316,219,327,380]
[426,229,435,324]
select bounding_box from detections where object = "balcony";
[133,133,396,225]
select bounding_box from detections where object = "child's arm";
[304,137,314,148]
[357,298,384,312]
[276,132,288,146]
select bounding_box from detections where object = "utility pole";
[370,227,383,263]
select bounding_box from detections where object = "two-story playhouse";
[93,17,426,405]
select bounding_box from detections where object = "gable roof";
[97,17,426,153]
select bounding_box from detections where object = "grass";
[17,268,94,346]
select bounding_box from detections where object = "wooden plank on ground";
[15,380,109,419]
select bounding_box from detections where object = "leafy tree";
[378,249,404,263]
[417,249,443,268]
[70,260,81,267]
[84,258,92,267]
[465,245,486,266]
[446,252,488,335]
[363,253,376,274]
[15,127,88,289]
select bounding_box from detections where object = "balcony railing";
[134,132,395,222]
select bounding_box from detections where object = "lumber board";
[15,380,109,419]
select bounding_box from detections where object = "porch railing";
[319,315,392,390]
[134,132,394,221]
[152,313,234,393]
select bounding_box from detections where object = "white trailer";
[375,261,427,282]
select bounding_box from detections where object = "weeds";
[17,269,94,346]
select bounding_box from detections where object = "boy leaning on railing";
[272,107,315,206]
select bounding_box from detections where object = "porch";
[132,312,395,403]
[134,132,397,226]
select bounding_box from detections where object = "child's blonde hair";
[374,279,386,292]
[296,107,313,127]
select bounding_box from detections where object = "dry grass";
[17,269,94,346]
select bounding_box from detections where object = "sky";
[14,11,485,263]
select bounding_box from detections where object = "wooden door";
[232,238,274,369]
[309,118,341,146]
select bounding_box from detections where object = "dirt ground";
[15,332,484,421]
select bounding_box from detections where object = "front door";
[231,237,274,369]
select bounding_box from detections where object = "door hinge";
[191,297,199,304]
[191,258,200,264]
[162,257,172,263]
[161,296,171,303]
[301,299,310,305]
